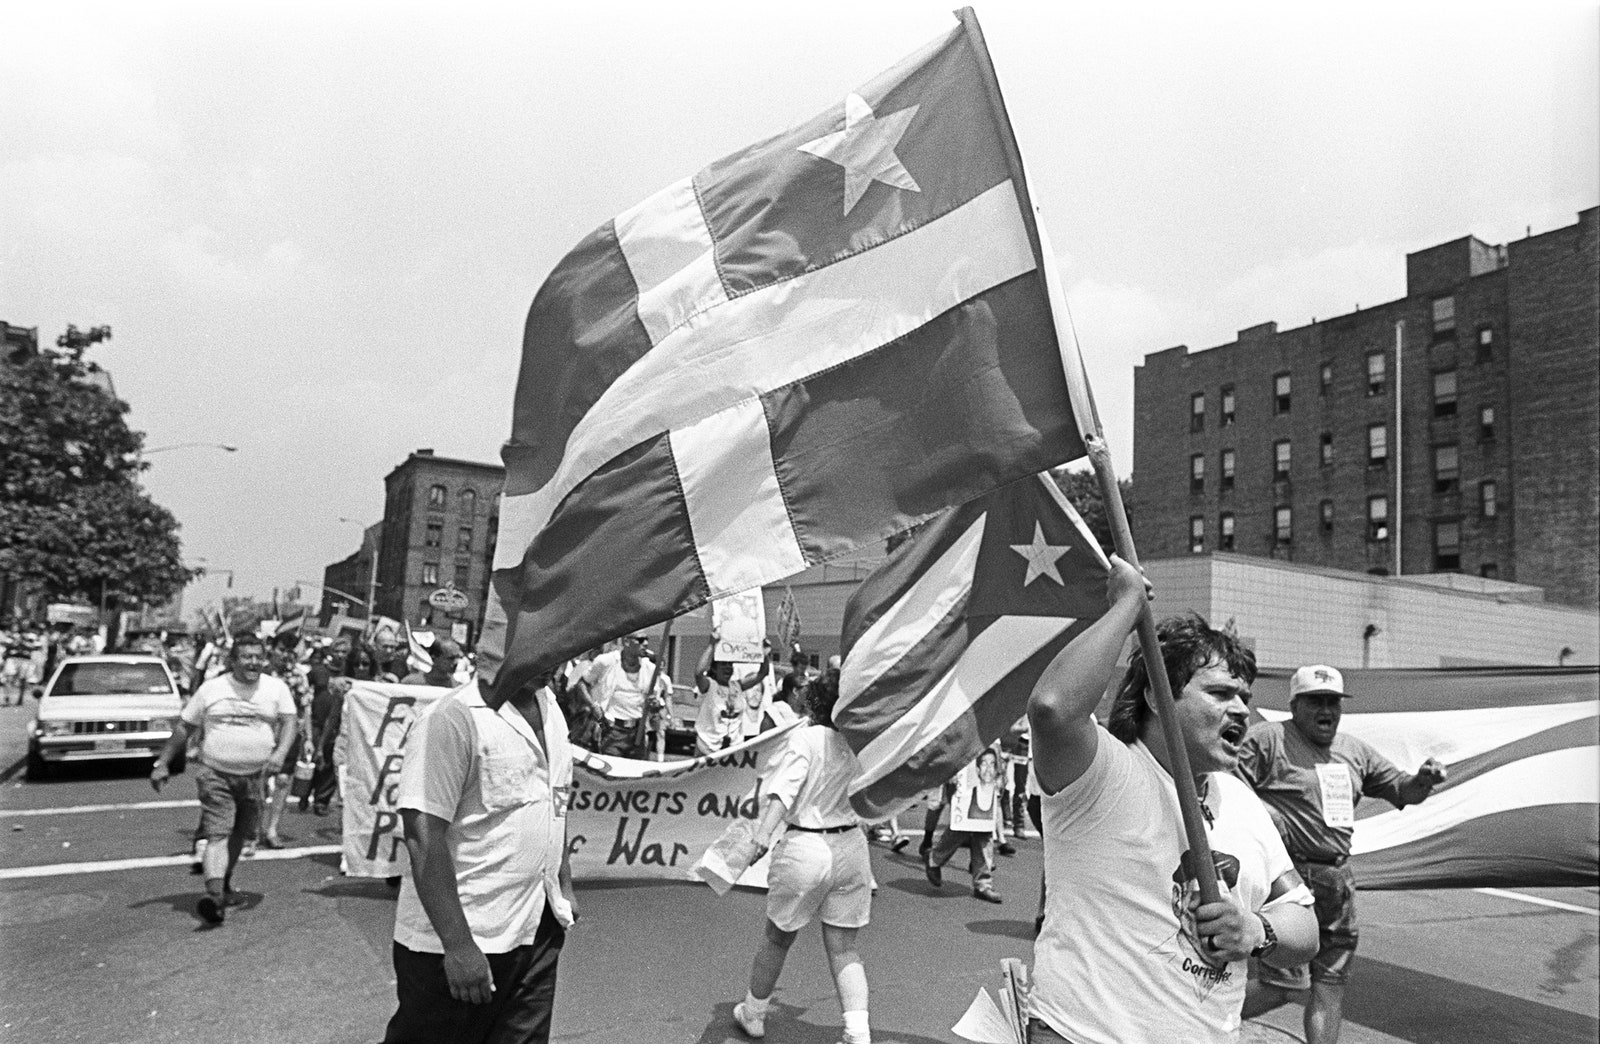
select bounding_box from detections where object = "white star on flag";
[797,93,921,215]
[1010,522,1071,587]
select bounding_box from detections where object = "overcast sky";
[3,1,1595,607]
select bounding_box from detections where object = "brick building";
[323,450,504,643]
[1131,208,1598,608]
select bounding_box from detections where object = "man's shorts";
[1258,859,1359,989]
[195,765,265,841]
[766,828,872,932]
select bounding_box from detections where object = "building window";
[424,523,442,548]
[1189,516,1205,554]
[1432,370,1458,418]
[1219,512,1235,551]
[1476,325,1494,362]
[1273,372,1292,414]
[1221,385,1236,427]
[1480,480,1498,519]
[1366,351,1386,396]
[1320,361,1333,395]
[421,562,439,585]
[1479,405,1496,441]
[428,484,447,509]
[1320,432,1333,467]
[454,562,471,588]
[419,601,433,625]
[1274,440,1292,477]
[1221,449,1235,492]
[1480,563,1499,579]
[1368,424,1388,467]
[1434,521,1461,571]
[1432,295,1456,340]
[1190,392,1206,433]
[1190,454,1205,494]
[1320,499,1334,534]
[457,526,474,552]
[1275,506,1293,544]
[1434,444,1460,494]
[460,488,477,515]
[1367,496,1389,541]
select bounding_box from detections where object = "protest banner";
[712,590,766,663]
[340,680,797,885]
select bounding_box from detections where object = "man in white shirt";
[381,668,577,1044]
[1025,558,1318,1044]
[575,634,670,759]
[151,634,297,925]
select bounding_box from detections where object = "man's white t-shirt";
[764,724,860,829]
[393,681,574,955]
[584,654,667,722]
[695,679,742,752]
[181,673,296,775]
[1032,732,1311,1044]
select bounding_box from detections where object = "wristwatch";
[1249,913,1278,960]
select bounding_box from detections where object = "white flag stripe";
[671,399,808,597]
[836,514,986,713]
[495,180,1036,568]
[1035,472,1111,572]
[1254,701,1596,771]
[615,176,729,345]
[850,615,1076,792]
[1350,745,1599,855]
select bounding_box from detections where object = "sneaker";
[241,841,258,859]
[974,885,1003,904]
[923,850,943,888]
[197,895,225,925]
[733,1001,766,1039]
[222,886,247,908]
[889,836,910,853]
[996,841,1017,857]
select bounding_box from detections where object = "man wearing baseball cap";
[1236,665,1447,1044]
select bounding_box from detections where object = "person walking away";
[1025,558,1318,1043]
[1238,665,1446,1044]
[729,677,875,1044]
[150,635,296,924]
[381,667,576,1044]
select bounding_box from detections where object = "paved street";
[0,700,1594,1044]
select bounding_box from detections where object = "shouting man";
[1237,664,1446,1044]
[1026,558,1318,1043]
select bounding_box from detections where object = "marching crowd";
[16,571,1449,1044]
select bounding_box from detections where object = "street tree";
[0,330,197,623]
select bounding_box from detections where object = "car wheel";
[25,743,49,782]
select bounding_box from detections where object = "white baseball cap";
[1290,664,1348,698]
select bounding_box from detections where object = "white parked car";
[26,654,185,780]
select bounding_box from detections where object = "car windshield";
[51,662,174,696]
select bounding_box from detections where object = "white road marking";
[0,799,200,818]
[0,844,342,880]
[1474,887,1599,915]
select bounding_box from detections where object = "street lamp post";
[338,518,381,622]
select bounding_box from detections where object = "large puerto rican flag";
[1252,666,1599,889]
[836,473,1109,819]
[481,10,1091,697]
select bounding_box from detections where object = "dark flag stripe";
[488,432,705,695]
[766,274,1080,563]
[1356,804,1600,890]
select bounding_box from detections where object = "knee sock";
[842,1008,870,1044]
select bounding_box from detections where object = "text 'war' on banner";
[479,8,1091,699]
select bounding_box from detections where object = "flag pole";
[957,2,1221,905]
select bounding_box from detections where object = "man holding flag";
[1024,562,1318,1043]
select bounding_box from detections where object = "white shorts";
[765,828,872,932]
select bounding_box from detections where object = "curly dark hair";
[1106,613,1255,743]
[806,675,840,730]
